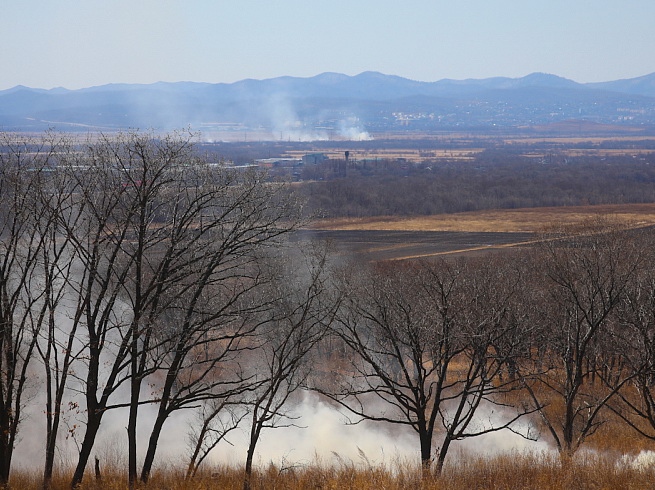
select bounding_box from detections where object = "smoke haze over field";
[6,71,655,132]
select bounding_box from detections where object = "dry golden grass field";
[12,452,655,489]
[278,130,655,162]
[312,203,655,233]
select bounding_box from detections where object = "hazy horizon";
[3,69,655,93]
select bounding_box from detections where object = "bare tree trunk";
[420,430,434,478]
[243,416,263,490]
[0,410,10,487]
[43,299,74,489]
[43,410,57,488]
[435,436,453,476]
[70,415,102,489]
[42,349,55,489]
[127,358,139,489]
[140,407,169,483]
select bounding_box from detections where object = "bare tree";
[429,254,537,473]
[135,159,304,484]
[57,133,155,489]
[32,136,87,490]
[242,247,336,490]
[606,230,655,440]
[52,130,304,488]
[0,133,62,486]
[319,256,532,476]
[186,398,245,480]
[520,219,644,458]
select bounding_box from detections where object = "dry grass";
[9,383,655,489]
[438,452,655,490]
[312,203,655,233]
[10,452,655,489]
[287,146,655,162]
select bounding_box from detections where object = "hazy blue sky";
[2,0,654,90]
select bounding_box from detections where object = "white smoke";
[206,392,417,469]
[13,388,559,476]
[450,403,552,457]
[192,393,553,472]
[266,94,328,142]
[620,451,655,472]
[265,95,373,142]
[337,117,372,141]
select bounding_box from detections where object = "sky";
[2,0,655,90]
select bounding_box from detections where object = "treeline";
[320,221,655,474]
[4,132,655,489]
[0,131,320,489]
[299,151,655,217]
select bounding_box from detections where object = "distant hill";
[2,72,655,134]
[586,73,655,98]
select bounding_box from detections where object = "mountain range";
[2,71,655,134]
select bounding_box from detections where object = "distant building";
[254,158,302,167]
[302,153,328,165]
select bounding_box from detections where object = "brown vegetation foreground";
[313,203,655,233]
[8,452,655,489]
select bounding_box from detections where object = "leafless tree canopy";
[3,132,655,487]
[319,257,535,474]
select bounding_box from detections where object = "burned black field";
[294,229,536,261]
